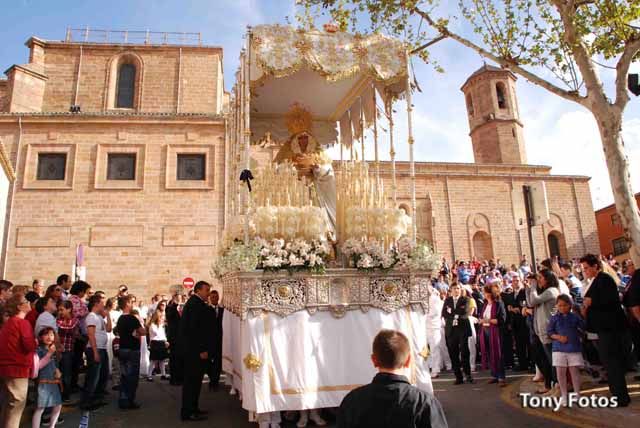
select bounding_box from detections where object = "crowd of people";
[0,277,225,427]
[426,253,639,408]
[0,250,638,428]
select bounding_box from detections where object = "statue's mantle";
[221,269,432,320]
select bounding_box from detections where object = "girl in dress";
[147,309,169,381]
[32,327,63,428]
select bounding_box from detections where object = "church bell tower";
[461,64,527,164]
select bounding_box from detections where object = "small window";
[177,154,206,180]
[36,153,67,180]
[612,237,629,256]
[466,94,474,116]
[116,63,136,108]
[496,82,507,109]
[611,213,621,226]
[512,128,516,138]
[107,153,136,180]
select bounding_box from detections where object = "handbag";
[112,337,120,358]
[29,352,40,379]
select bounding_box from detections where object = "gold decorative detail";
[323,22,339,33]
[383,282,398,296]
[277,285,291,298]
[285,103,313,135]
[419,345,430,359]
[243,353,262,372]
[0,142,16,182]
[295,38,313,56]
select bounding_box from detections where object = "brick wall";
[0,80,8,112]
[31,42,223,114]
[370,162,598,264]
[6,67,47,112]
[0,118,225,298]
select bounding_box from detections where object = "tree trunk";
[594,109,640,266]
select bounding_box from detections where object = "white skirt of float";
[222,308,434,414]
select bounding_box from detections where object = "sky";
[0,0,638,210]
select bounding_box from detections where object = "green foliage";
[297,0,640,92]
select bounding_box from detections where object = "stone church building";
[0,32,599,297]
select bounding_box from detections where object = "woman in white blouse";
[146,309,169,381]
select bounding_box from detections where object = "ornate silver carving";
[221,269,432,320]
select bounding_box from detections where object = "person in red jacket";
[0,292,37,428]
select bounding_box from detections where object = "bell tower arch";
[461,64,527,164]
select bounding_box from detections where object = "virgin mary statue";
[273,104,337,238]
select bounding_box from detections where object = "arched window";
[116,63,136,108]
[472,231,494,261]
[466,94,474,116]
[496,82,507,109]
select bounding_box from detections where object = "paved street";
[33,371,570,428]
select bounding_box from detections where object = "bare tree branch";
[549,1,608,108]
[411,35,447,54]
[615,34,640,110]
[413,7,587,106]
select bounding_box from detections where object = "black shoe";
[161,375,169,381]
[111,385,120,391]
[128,402,141,410]
[196,409,209,415]
[617,399,630,407]
[466,377,475,384]
[454,378,464,385]
[182,414,207,421]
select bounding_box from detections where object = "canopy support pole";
[243,29,252,243]
[372,86,380,204]
[405,50,417,244]
[359,97,365,163]
[387,97,397,206]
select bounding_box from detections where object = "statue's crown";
[285,103,313,135]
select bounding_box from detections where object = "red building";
[595,192,640,259]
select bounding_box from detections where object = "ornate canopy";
[249,24,408,84]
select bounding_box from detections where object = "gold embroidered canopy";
[249,24,408,86]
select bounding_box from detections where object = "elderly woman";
[0,293,37,428]
[526,269,560,393]
[479,284,507,385]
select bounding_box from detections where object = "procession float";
[217,24,439,418]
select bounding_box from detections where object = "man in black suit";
[166,292,184,386]
[581,254,631,407]
[180,281,211,421]
[338,329,448,428]
[441,283,474,385]
[206,290,224,391]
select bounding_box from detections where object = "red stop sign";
[183,277,195,289]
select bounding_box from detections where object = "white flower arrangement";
[213,236,331,277]
[341,237,439,272]
[212,239,261,278]
[256,237,329,273]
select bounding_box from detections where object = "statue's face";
[297,134,309,152]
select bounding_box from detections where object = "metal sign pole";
[523,185,537,274]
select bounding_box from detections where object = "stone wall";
[371,162,599,264]
[6,38,224,115]
[0,118,225,298]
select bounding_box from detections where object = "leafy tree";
[298,0,640,265]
